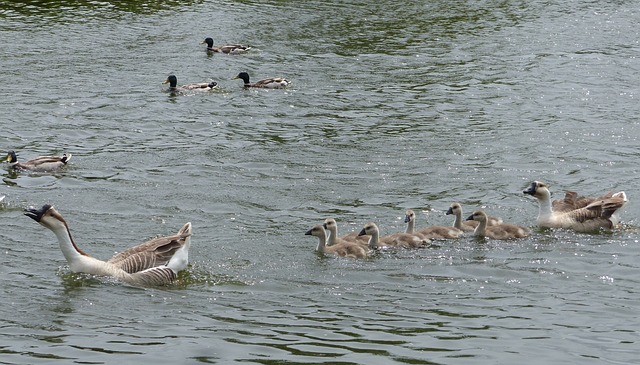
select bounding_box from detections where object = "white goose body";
[523,181,627,232]
[25,205,191,286]
[404,209,462,239]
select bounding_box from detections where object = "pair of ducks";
[163,72,291,93]
[4,151,71,172]
[163,37,289,93]
[306,207,530,259]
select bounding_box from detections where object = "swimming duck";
[233,72,290,89]
[25,204,192,286]
[523,181,627,232]
[358,222,430,250]
[466,210,530,240]
[404,209,462,239]
[305,224,368,259]
[323,218,369,247]
[163,75,217,93]
[201,37,251,54]
[5,150,71,172]
[446,203,503,232]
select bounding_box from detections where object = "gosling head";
[305,224,326,238]
[466,210,488,223]
[446,203,462,216]
[404,209,416,223]
[358,222,378,236]
[323,218,337,230]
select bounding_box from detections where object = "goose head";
[466,210,488,223]
[25,204,68,231]
[523,181,551,200]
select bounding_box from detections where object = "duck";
[163,75,217,93]
[446,203,503,232]
[523,181,627,232]
[5,150,71,172]
[404,209,462,239]
[358,222,429,250]
[233,72,290,89]
[323,218,369,247]
[305,224,368,259]
[25,204,192,286]
[201,37,251,54]
[466,210,530,240]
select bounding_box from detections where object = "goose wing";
[559,197,626,229]
[108,223,192,273]
[127,266,177,286]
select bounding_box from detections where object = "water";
[1,0,639,363]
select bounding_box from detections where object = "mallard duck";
[25,204,192,286]
[323,218,369,247]
[305,224,368,259]
[233,72,290,89]
[163,75,217,93]
[523,181,627,232]
[358,222,430,250]
[201,37,251,54]
[404,209,462,239]
[5,151,71,172]
[446,203,503,232]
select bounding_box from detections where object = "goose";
[163,75,217,93]
[466,210,530,240]
[358,221,429,249]
[233,72,290,89]
[25,204,192,286]
[305,224,368,258]
[323,218,369,246]
[523,181,627,232]
[446,203,503,232]
[201,37,251,54]
[5,151,71,172]
[404,209,462,239]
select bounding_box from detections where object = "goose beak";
[523,182,537,195]
[304,228,313,236]
[404,215,411,223]
[358,228,367,236]
[446,207,453,215]
[465,214,474,221]
[25,204,52,222]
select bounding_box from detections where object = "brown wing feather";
[108,227,191,273]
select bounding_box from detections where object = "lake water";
[1,0,639,364]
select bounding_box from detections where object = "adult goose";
[5,151,71,172]
[323,218,369,247]
[233,72,290,89]
[523,181,627,232]
[201,37,251,54]
[358,222,429,249]
[404,209,462,239]
[305,224,367,259]
[446,203,503,232]
[25,205,192,286]
[466,210,530,240]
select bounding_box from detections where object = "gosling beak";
[358,228,366,236]
[304,229,313,236]
[446,207,453,215]
[465,214,475,221]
